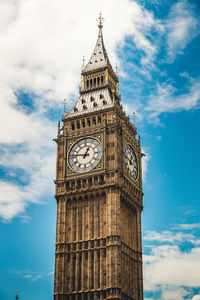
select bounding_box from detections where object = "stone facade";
[53,17,143,300]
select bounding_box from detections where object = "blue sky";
[0,0,200,299]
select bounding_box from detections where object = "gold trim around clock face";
[124,143,139,182]
[66,134,104,176]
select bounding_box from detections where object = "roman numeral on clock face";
[125,144,138,181]
[68,138,102,173]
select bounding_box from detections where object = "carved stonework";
[54,17,143,300]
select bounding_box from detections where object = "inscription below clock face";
[125,144,138,181]
[68,138,102,173]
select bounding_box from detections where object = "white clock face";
[125,144,138,181]
[68,138,102,173]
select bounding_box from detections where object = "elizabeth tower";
[54,16,144,300]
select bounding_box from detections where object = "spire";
[16,288,19,300]
[65,14,120,120]
[82,13,114,74]
[97,11,104,29]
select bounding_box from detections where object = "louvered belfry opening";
[54,14,143,300]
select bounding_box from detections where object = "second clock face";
[68,138,102,173]
[125,144,138,181]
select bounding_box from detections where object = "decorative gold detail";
[82,56,85,70]
[115,63,118,74]
[123,140,140,184]
[66,134,104,176]
[132,112,136,124]
[97,11,104,29]
[63,99,67,112]
[54,17,144,299]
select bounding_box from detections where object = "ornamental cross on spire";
[63,99,67,112]
[82,56,85,70]
[97,12,104,29]
[115,63,118,75]
[132,112,136,124]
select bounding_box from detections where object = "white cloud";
[0,151,56,221]
[145,76,200,123]
[0,104,56,221]
[0,0,160,104]
[31,275,43,281]
[161,286,188,300]
[24,274,32,279]
[122,101,144,123]
[166,1,199,61]
[175,223,200,230]
[11,269,43,281]
[144,230,200,245]
[144,245,200,289]
[0,0,160,221]
[143,226,200,299]
[141,147,150,182]
[192,296,200,300]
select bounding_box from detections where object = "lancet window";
[79,206,83,240]
[98,205,100,237]
[78,253,82,290]
[91,204,94,238]
[74,207,77,241]
[91,251,94,289]
[98,251,100,288]
[72,255,76,291]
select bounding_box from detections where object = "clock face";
[125,144,138,181]
[68,138,102,173]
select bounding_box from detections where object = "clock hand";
[69,153,89,157]
[125,155,133,165]
[83,147,90,159]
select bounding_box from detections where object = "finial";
[132,112,136,124]
[58,121,60,135]
[117,82,120,93]
[115,63,118,76]
[82,56,85,70]
[97,11,104,29]
[63,99,67,112]
[16,288,19,300]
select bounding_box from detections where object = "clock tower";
[54,15,144,300]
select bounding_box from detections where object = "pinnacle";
[97,11,104,29]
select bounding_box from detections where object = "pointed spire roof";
[63,14,120,120]
[82,13,114,74]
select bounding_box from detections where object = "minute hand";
[125,155,134,165]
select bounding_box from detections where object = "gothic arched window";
[92,117,96,125]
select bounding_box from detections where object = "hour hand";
[69,153,89,157]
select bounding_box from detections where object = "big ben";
[54,14,144,300]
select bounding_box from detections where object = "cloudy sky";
[0,0,200,299]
